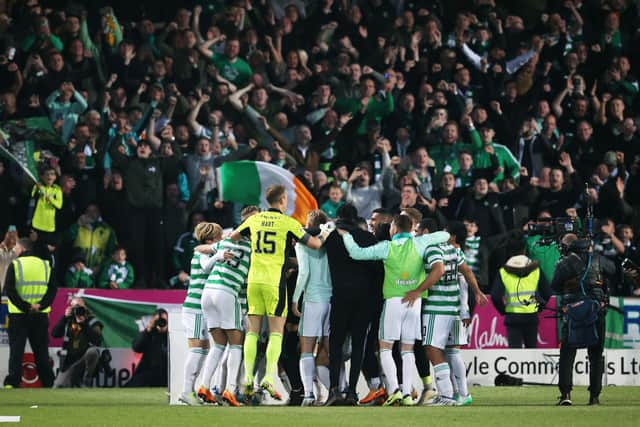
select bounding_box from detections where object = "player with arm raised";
[292,210,333,406]
[338,215,449,406]
[227,185,331,401]
[196,206,259,407]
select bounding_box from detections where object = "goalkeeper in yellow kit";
[229,185,331,401]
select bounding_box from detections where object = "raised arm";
[187,94,207,134]
[228,83,255,112]
[338,230,389,260]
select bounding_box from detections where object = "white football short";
[378,297,421,344]
[182,309,208,340]
[201,289,243,331]
[422,313,467,349]
[299,301,330,338]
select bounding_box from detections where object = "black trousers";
[505,314,539,348]
[506,324,538,348]
[329,297,374,392]
[282,329,303,392]
[5,313,54,388]
[558,313,606,398]
[128,206,164,288]
[361,301,382,382]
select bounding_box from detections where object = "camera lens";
[72,306,86,317]
[155,317,167,328]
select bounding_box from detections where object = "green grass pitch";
[2,387,639,426]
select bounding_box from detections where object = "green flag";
[604,297,625,349]
[0,117,63,183]
[83,296,161,348]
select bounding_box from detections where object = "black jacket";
[551,251,617,303]
[324,219,383,301]
[131,329,168,379]
[110,148,165,209]
[51,314,103,371]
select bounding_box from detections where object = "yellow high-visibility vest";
[7,256,51,314]
[499,267,540,314]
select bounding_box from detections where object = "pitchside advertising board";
[0,290,185,387]
[1,293,639,388]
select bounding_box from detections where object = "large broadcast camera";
[527,217,579,246]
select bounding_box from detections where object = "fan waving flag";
[217,161,318,224]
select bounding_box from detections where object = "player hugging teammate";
[177,185,486,407]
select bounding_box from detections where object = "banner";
[605,297,625,348]
[49,289,186,348]
[465,297,558,349]
[623,297,640,348]
[463,349,640,387]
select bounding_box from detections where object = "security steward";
[491,254,552,348]
[3,238,56,388]
[551,234,616,406]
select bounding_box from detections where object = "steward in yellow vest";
[3,238,56,388]
[490,255,552,349]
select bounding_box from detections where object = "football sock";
[446,348,468,397]
[434,362,453,399]
[213,347,229,391]
[316,365,330,391]
[421,375,433,389]
[264,332,283,384]
[201,344,225,389]
[226,345,243,392]
[369,376,381,390]
[300,353,315,397]
[380,349,398,392]
[254,354,266,388]
[401,351,415,396]
[183,347,208,394]
[243,332,259,385]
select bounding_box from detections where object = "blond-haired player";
[179,222,223,405]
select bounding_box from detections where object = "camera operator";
[52,297,104,388]
[551,234,617,406]
[126,309,168,387]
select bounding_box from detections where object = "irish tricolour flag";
[218,161,318,224]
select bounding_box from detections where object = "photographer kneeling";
[126,309,168,387]
[52,297,104,387]
[551,234,616,406]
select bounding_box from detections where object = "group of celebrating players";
[177,185,486,407]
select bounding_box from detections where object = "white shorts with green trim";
[181,309,208,340]
[201,288,243,331]
[421,313,467,349]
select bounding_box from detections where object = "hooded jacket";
[491,258,552,324]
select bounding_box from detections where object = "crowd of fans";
[0,0,639,294]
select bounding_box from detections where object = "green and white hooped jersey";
[423,243,465,316]
[205,238,251,299]
[183,252,210,313]
[464,236,480,276]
